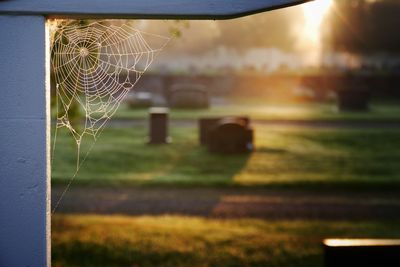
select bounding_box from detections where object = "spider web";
[51,20,169,212]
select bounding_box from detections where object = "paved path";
[52,186,400,220]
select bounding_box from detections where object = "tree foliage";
[324,0,400,54]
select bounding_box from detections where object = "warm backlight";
[299,0,332,65]
[302,0,332,44]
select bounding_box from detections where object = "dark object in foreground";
[199,116,253,154]
[324,239,400,267]
[148,107,170,144]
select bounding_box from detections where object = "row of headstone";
[147,108,253,154]
[127,83,210,109]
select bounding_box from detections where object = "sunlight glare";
[302,0,332,45]
[299,0,332,65]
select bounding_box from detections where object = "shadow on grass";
[52,126,252,187]
[53,240,317,267]
[53,241,201,267]
[256,147,288,154]
[52,126,400,192]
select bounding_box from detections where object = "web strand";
[51,20,170,213]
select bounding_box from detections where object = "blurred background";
[109,0,400,114]
[51,0,400,266]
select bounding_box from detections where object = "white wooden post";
[0,15,50,266]
[0,1,309,266]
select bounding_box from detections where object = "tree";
[324,0,400,55]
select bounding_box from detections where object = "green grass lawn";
[52,214,400,267]
[52,102,400,267]
[52,125,400,190]
[113,101,400,121]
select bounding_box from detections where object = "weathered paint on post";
[0,15,50,266]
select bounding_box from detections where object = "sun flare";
[299,0,333,65]
[302,0,332,45]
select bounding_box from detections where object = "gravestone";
[204,116,254,153]
[337,74,370,112]
[199,117,222,145]
[148,107,170,144]
[337,89,370,111]
[169,84,209,109]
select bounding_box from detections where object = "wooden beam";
[0,0,311,19]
